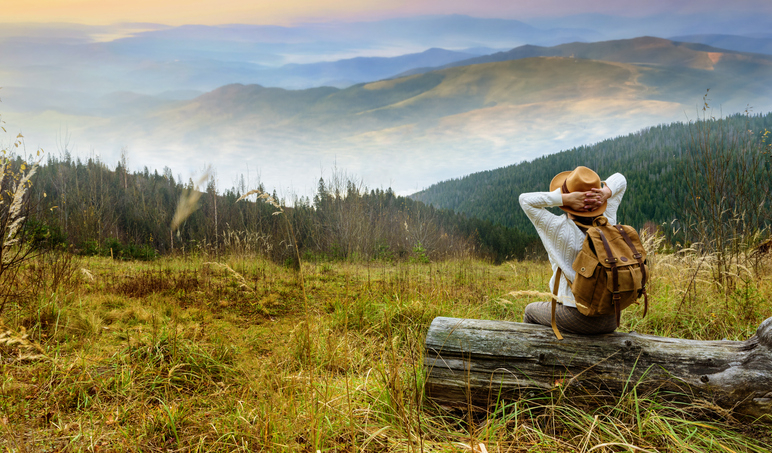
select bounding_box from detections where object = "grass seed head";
[237,189,283,213]
[171,169,210,231]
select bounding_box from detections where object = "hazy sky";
[5,0,771,26]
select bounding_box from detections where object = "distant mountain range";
[157,37,772,136]
[0,15,600,97]
[0,47,485,116]
[3,15,772,99]
[396,37,772,77]
[244,48,481,89]
[3,33,772,197]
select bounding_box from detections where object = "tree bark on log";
[424,316,772,418]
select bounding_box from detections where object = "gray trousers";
[523,301,617,335]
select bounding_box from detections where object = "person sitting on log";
[518,166,626,335]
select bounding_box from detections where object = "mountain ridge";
[394,36,772,78]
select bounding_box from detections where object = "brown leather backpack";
[551,216,649,339]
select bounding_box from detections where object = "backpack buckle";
[633,253,642,259]
[605,257,618,264]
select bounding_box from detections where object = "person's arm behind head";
[601,173,627,222]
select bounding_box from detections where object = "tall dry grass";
[0,136,42,316]
[678,96,772,292]
[0,243,769,451]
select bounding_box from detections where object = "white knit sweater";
[518,173,627,307]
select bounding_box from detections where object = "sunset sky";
[4,0,771,26]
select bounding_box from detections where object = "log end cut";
[758,317,772,348]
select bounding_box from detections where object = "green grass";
[1,252,770,451]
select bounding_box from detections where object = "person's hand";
[563,185,611,212]
[562,191,589,212]
[583,186,611,211]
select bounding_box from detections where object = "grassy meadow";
[3,29,772,453]
[2,241,771,452]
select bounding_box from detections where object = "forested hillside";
[412,112,772,237]
[18,156,532,263]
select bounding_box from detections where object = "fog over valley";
[2,11,772,197]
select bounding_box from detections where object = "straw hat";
[549,166,606,217]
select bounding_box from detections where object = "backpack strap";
[596,228,621,327]
[551,268,564,340]
[549,219,596,340]
[614,225,649,318]
[549,220,590,340]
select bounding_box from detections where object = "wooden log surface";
[424,316,772,418]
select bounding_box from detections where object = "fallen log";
[424,316,772,418]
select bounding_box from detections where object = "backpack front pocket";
[572,250,606,316]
